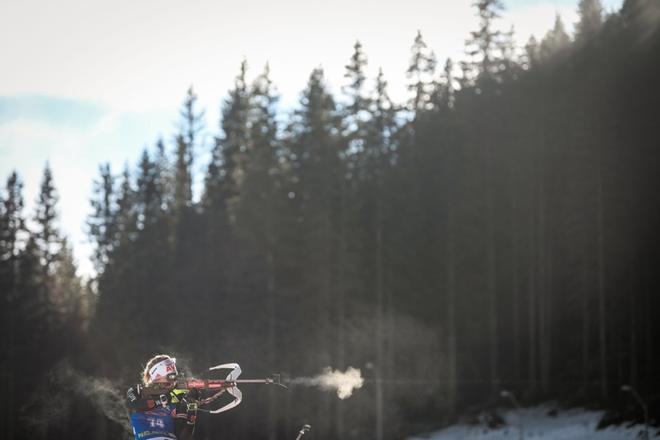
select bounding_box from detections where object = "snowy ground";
[408,405,656,439]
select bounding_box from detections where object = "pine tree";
[87,163,116,272]
[174,87,204,211]
[136,147,161,230]
[115,164,138,245]
[343,40,370,134]
[34,163,62,275]
[52,237,84,321]
[0,172,25,275]
[576,0,604,41]
[210,61,250,213]
[406,31,437,112]
[0,172,26,440]
[524,36,541,69]
[236,63,283,440]
[540,15,572,60]
[364,68,397,440]
[464,0,507,398]
[289,67,344,436]
[238,64,281,242]
[431,58,457,110]
[464,0,506,86]
[154,138,173,212]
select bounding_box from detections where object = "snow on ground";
[409,405,655,439]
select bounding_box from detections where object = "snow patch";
[408,405,654,440]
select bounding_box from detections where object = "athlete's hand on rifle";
[186,387,201,401]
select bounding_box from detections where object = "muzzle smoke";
[290,367,364,399]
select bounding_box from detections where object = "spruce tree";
[289,67,344,436]
[210,61,250,213]
[364,68,397,440]
[0,172,25,277]
[406,31,437,112]
[524,36,541,69]
[237,63,283,440]
[0,172,26,440]
[540,14,572,60]
[136,147,160,230]
[174,87,203,211]
[342,40,371,185]
[115,164,138,245]
[34,164,62,275]
[464,0,506,85]
[87,163,116,272]
[576,0,604,41]
[343,40,369,129]
[52,237,84,321]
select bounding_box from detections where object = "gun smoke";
[290,367,364,399]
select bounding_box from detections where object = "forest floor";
[408,404,658,439]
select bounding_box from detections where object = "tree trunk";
[267,244,277,440]
[596,162,608,398]
[537,160,549,394]
[629,267,637,388]
[6,256,19,440]
[375,174,385,440]
[336,178,347,438]
[446,165,457,417]
[527,189,537,396]
[581,240,591,396]
[543,235,553,392]
[645,282,652,387]
[486,149,499,398]
[318,203,332,435]
[510,168,521,382]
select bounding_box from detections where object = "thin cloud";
[0,95,105,128]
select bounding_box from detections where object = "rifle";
[140,363,286,414]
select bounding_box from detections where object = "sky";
[0,0,623,278]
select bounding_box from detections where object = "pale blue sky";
[0,0,623,277]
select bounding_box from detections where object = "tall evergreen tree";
[87,163,116,272]
[288,67,345,436]
[211,61,250,213]
[51,237,84,321]
[333,42,372,437]
[463,0,508,398]
[576,0,604,41]
[136,148,160,230]
[174,86,204,211]
[0,172,25,440]
[464,0,506,85]
[364,67,397,440]
[343,40,370,137]
[406,31,437,112]
[525,36,541,69]
[115,164,138,244]
[540,14,572,60]
[0,172,25,274]
[234,63,283,440]
[33,163,62,275]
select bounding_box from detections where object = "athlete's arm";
[126,385,157,412]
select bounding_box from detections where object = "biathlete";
[126,354,224,440]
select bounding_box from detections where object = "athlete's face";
[152,376,176,389]
[147,358,178,388]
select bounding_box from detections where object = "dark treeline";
[2,0,660,439]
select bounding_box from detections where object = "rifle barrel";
[141,377,279,396]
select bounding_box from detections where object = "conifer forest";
[1,0,660,439]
